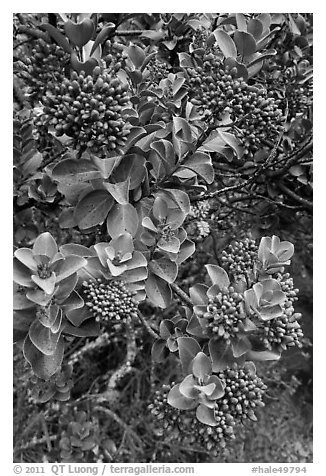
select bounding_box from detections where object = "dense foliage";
[13,13,312,463]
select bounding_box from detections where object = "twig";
[94,406,143,449]
[115,30,145,36]
[170,282,193,307]
[105,320,137,398]
[138,311,160,339]
[14,435,58,452]
[278,182,313,211]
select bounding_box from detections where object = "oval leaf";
[74,190,114,229]
[106,203,139,238]
[234,30,257,57]
[205,264,230,289]
[149,258,178,284]
[167,384,197,410]
[213,29,237,58]
[177,336,202,374]
[145,272,172,309]
[23,334,64,380]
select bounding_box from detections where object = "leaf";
[217,130,244,160]
[288,14,302,36]
[205,264,230,289]
[231,336,252,358]
[260,304,284,321]
[257,13,271,32]
[189,284,209,305]
[106,203,139,238]
[159,319,175,339]
[151,340,169,363]
[145,272,172,309]
[55,256,87,283]
[234,31,257,58]
[52,158,101,185]
[213,29,237,58]
[224,57,249,81]
[63,320,100,338]
[176,239,195,265]
[149,258,178,284]
[104,178,130,205]
[177,337,202,374]
[178,52,195,68]
[236,13,247,31]
[191,352,212,380]
[167,384,197,410]
[41,23,72,54]
[209,338,235,372]
[23,334,64,380]
[179,375,199,399]
[90,23,115,56]
[123,126,147,152]
[74,190,114,229]
[246,349,281,361]
[112,154,146,190]
[91,155,119,180]
[29,320,62,356]
[247,19,264,40]
[33,232,58,259]
[126,44,146,69]
[14,248,37,271]
[186,314,206,338]
[157,236,180,254]
[64,18,95,48]
[13,292,35,310]
[152,196,168,221]
[182,152,214,184]
[26,289,52,306]
[70,54,98,75]
[38,304,59,328]
[196,404,218,426]
[31,273,56,295]
[59,244,95,258]
[65,306,93,328]
[161,189,190,214]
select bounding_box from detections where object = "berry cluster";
[37,67,131,155]
[276,272,299,303]
[103,40,128,74]
[257,272,303,351]
[260,310,303,351]
[187,200,212,241]
[221,238,258,280]
[216,365,266,424]
[149,385,235,454]
[186,59,285,159]
[146,58,171,84]
[190,28,209,51]
[82,278,138,326]
[196,287,246,342]
[23,39,69,100]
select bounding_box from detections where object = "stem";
[170,282,193,307]
[105,320,137,398]
[278,182,313,211]
[94,405,143,449]
[138,311,160,339]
